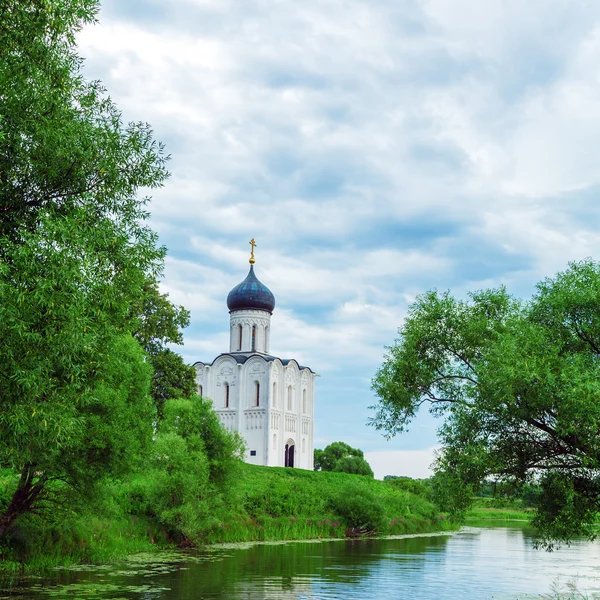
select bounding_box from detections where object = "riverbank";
[0,465,455,576]
[204,464,455,543]
[466,498,533,522]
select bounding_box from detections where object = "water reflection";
[5,528,600,599]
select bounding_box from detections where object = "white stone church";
[193,242,316,469]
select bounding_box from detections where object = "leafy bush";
[314,442,374,477]
[333,456,374,477]
[386,476,429,497]
[328,481,385,532]
[123,395,245,542]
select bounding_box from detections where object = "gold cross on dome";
[249,238,257,264]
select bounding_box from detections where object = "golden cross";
[249,238,257,264]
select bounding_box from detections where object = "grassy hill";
[203,464,453,543]
[0,464,453,575]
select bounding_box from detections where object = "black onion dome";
[227,266,275,313]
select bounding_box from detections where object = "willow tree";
[0,0,169,535]
[372,260,600,546]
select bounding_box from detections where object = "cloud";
[365,448,439,480]
[77,0,600,454]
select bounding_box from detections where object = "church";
[193,240,317,470]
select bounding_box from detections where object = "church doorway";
[284,439,295,468]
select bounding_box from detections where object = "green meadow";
[0,464,454,575]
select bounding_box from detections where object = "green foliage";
[371,259,600,546]
[0,330,155,535]
[148,349,197,417]
[466,499,532,522]
[0,465,453,572]
[314,442,374,477]
[132,281,190,355]
[160,396,244,491]
[385,476,429,497]
[131,282,196,414]
[128,431,212,541]
[0,0,169,535]
[62,335,155,484]
[205,464,449,543]
[125,396,244,542]
[328,481,385,532]
[0,0,168,237]
[332,456,373,477]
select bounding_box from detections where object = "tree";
[148,348,197,414]
[314,442,374,477]
[0,0,168,535]
[129,396,245,542]
[131,281,196,416]
[0,1,167,237]
[0,333,155,536]
[371,259,600,546]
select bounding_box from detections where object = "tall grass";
[0,464,454,574]
[203,464,454,544]
[467,498,533,521]
[540,578,600,600]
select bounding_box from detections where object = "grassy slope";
[466,498,533,522]
[205,464,454,543]
[0,465,454,575]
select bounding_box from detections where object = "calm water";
[4,526,600,599]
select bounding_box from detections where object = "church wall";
[194,357,241,437]
[240,357,269,465]
[229,309,271,353]
[279,361,307,470]
[194,362,206,398]
[212,355,240,411]
[194,357,315,470]
[267,359,284,467]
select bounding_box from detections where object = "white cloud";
[76,0,600,453]
[365,448,439,480]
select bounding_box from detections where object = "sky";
[77,0,600,479]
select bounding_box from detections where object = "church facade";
[193,242,316,469]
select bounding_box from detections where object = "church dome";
[227,266,275,314]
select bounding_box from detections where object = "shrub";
[328,481,385,533]
[386,476,429,497]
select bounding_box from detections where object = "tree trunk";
[0,463,44,538]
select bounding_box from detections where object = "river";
[3,524,600,599]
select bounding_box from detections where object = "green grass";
[0,464,455,576]
[537,578,600,599]
[203,464,455,543]
[0,514,164,577]
[466,498,533,521]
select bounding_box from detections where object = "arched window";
[273,434,277,450]
[302,439,306,453]
[251,325,256,351]
[287,386,292,411]
[255,381,260,407]
[238,324,242,351]
[272,382,277,407]
[302,389,307,414]
[224,383,229,408]
[199,385,203,397]
[265,326,269,352]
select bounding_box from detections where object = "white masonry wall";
[194,356,315,470]
[229,309,272,354]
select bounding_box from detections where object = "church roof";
[226,265,275,314]
[194,353,315,374]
